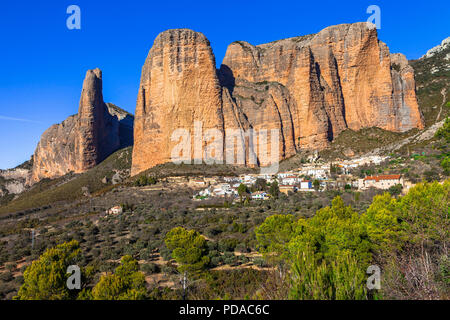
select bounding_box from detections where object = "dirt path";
[436,88,447,122]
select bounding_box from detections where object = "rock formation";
[28,69,133,184]
[220,23,424,146]
[131,29,223,176]
[129,23,425,175]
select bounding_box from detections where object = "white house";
[224,177,241,183]
[277,172,292,179]
[300,180,313,190]
[107,206,123,215]
[305,168,328,179]
[358,175,403,190]
[198,188,212,197]
[281,175,302,185]
[251,191,269,200]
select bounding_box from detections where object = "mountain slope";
[0,147,132,216]
[410,37,450,127]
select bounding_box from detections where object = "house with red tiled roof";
[358,174,403,190]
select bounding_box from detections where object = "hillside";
[0,147,132,216]
[410,37,450,127]
[0,159,33,206]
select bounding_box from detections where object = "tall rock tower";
[28,69,131,184]
[75,68,120,171]
[131,29,224,176]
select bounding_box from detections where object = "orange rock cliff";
[131,23,424,176]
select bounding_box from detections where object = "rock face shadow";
[218,64,236,95]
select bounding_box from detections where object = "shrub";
[141,263,160,274]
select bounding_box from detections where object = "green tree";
[435,117,450,143]
[440,156,450,176]
[313,179,320,191]
[269,180,280,199]
[254,178,267,191]
[395,180,449,243]
[255,214,296,267]
[388,184,403,196]
[289,249,367,300]
[16,240,81,300]
[91,255,147,300]
[360,193,404,250]
[165,227,209,274]
[237,183,249,203]
[135,175,157,187]
[288,197,373,265]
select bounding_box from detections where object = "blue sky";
[0,0,448,169]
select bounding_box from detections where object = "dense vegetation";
[6,179,448,300]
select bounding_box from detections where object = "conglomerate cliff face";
[28,69,133,184]
[131,29,224,176]
[220,23,424,146]
[130,23,425,176]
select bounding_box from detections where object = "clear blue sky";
[0,0,448,169]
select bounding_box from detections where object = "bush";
[222,252,237,265]
[289,250,367,300]
[0,272,14,282]
[424,170,440,182]
[159,246,172,261]
[161,263,177,275]
[141,263,160,274]
[135,175,158,187]
[210,256,223,267]
[388,184,403,196]
[253,257,268,268]
[218,238,239,252]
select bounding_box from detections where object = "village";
[187,155,410,202]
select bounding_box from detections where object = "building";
[212,183,233,197]
[107,206,123,215]
[305,168,328,179]
[281,175,302,185]
[251,191,269,200]
[279,185,297,195]
[359,174,403,190]
[224,177,241,183]
[195,187,211,198]
[190,179,206,187]
[277,172,292,179]
[300,180,313,190]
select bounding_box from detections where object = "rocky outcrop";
[106,103,134,149]
[28,69,133,184]
[0,166,30,199]
[131,29,223,176]
[390,53,425,131]
[220,23,424,147]
[421,37,450,59]
[221,80,298,163]
[131,23,425,175]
